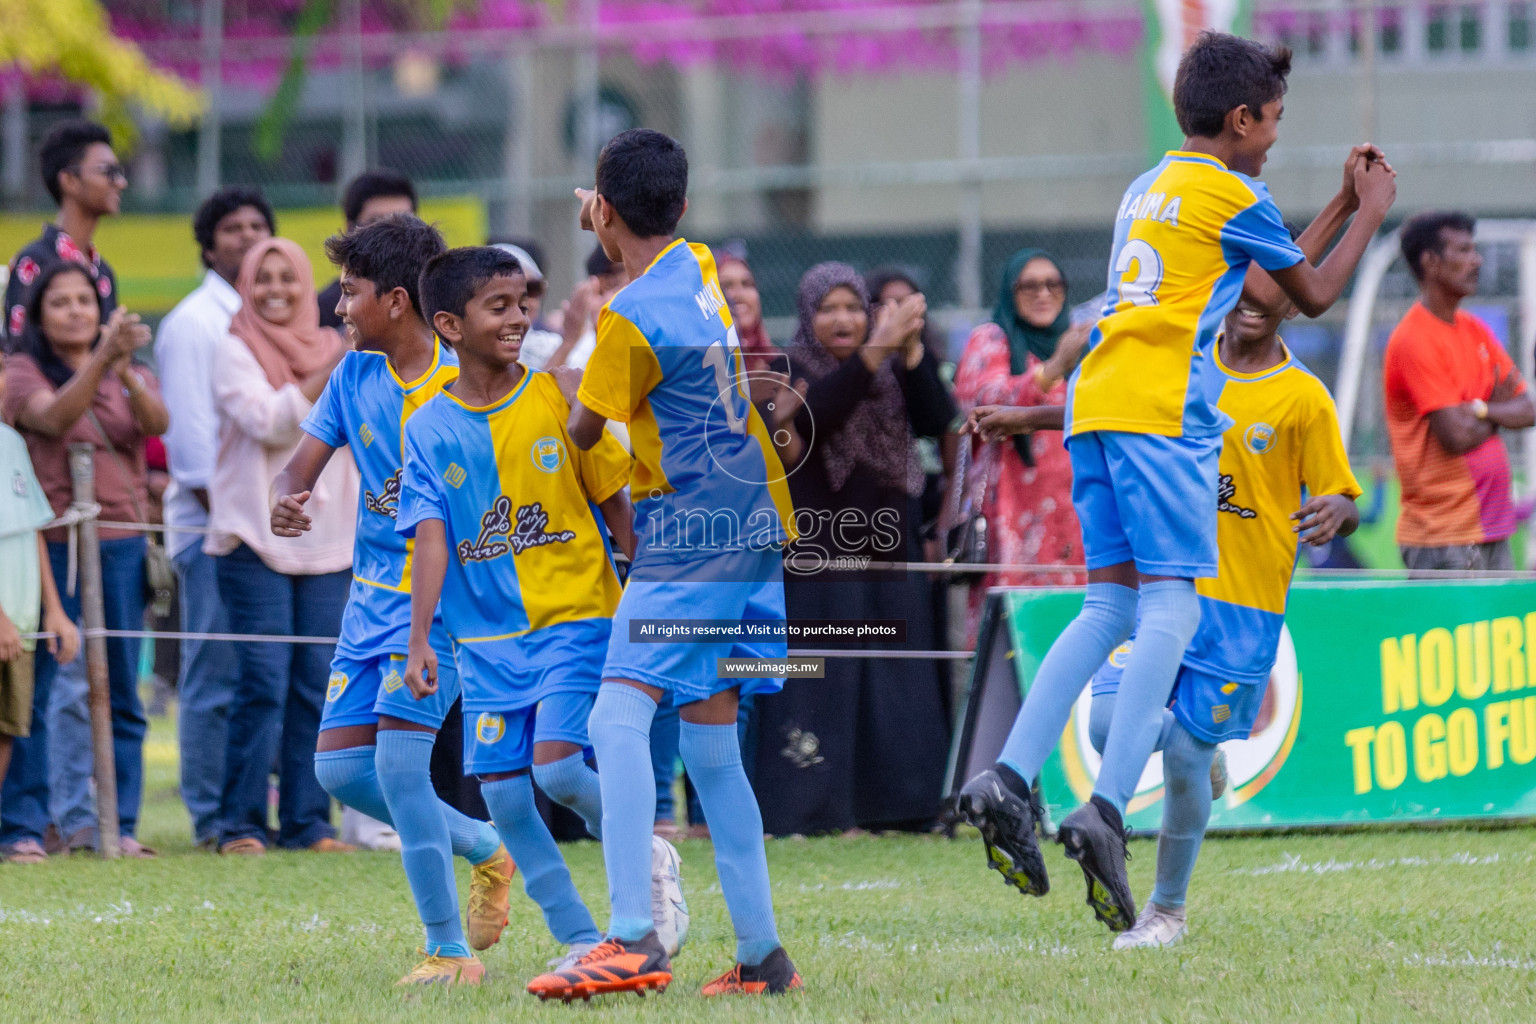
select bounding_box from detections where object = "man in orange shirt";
[1384,212,1535,572]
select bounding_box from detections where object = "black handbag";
[943,438,993,573]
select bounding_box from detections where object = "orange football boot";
[526,932,671,1002]
[701,947,803,996]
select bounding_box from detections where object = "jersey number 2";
[1115,239,1163,307]
[703,330,748,435]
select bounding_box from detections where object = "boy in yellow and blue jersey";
[1084,214,1362,950]
[527,129,802,1001]
[396,246,655,975]
[270,216,512,987]
[958,31,1395,932]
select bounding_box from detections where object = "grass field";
[3,721,1534,1023]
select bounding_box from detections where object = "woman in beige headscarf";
[205,237,359,855]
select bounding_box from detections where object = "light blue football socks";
[587,683,660,942]
[314,745,390,822]
[1093,580,1201,814]
[480,774,602,946]
[1150,721,1217,909]
[533,751,604,840]
[680,720,780,966]
[1087,692,1176,762]
[375,729,468,957]
[997,582,1138,784]
[314,738,501,863]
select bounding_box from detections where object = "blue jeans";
[649,692,756,826]
[46,653,93,839]
[172,543,237,844]
[0,537,148,844]
[216,545,348,849]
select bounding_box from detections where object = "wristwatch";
[1470,398,1489,420]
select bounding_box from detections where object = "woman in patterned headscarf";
[752,262,956,837]
[952,249,1091,644]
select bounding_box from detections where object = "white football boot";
[1112,903,1188,950]
[650,834,690,957]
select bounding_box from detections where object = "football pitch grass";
[2,722,1533,1023]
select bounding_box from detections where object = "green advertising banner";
[951,582,1536,831]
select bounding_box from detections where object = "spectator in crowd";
[209,238,355,855]
[317,171,418,329]
[718,247,780,372]
[866,266,956,531]
[1,261,167,859]
[1385,212,1536,572]
[0,348,81,863]
[493,241,562,369]
[155,186,274,848]
[753,262,955,836]
[866,266,948,364]
[3,120,123,348]
[951,249,1089,640]
[541,244,627,370]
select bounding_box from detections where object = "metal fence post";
[196,0,224,198]
[67,444,120,861]
[955,0,984,313]
[571,0,602,290]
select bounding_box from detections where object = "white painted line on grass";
[1231,851,1529,876]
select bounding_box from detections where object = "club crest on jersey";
[1108,641,1133,669]
[476,713,506,744]
[326,671,349,702]
[1217,473,1257,519]
[364,469,401,519]
[531,436,567,473]
[1244,422,1277,454]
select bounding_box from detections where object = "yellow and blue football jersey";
[577,239,795,558]
[302,340,458,656]
[396,367,630,705]
[1069,152,1306,440]
[1182,342,1362,682]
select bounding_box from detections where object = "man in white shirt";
[155,186,274,847]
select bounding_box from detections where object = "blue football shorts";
[1069,429,1222,579]
[1170,664,1268,744]
[463,691,598,775]
[453,618,609,713]
[321,629,461,731]
[603,546,786,705]
[1096,655,1267,746]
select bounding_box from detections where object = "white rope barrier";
[72,521,1536,578]
[20,627,976,660]
[12,513,1523,665]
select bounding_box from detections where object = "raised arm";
[15,308,140,438]
[1267,157,1397,318]
[1241,145,1386,312]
